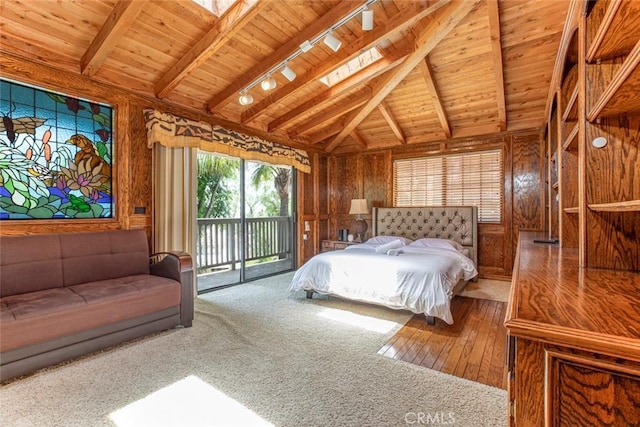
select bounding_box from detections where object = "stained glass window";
[0,78,114,219]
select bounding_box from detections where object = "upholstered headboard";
[372,206,478,266]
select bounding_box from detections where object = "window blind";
[393,149,503,223]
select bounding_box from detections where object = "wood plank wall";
[2,54,545,277]
[2,54,319,250]
[300,131,545,279]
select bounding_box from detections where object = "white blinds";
[393,149,503,222]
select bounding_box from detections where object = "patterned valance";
[143,109,310,173]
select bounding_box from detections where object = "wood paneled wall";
[301,131,545,279]
[3,55,544,277]
[1,54,321,252]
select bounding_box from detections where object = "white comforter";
[288,244,478,324]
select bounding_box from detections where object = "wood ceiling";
[0,0,569,154]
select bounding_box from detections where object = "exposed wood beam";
[325,0,478,153]
[350,129,369,149]
[307,120,345,145]
[377,101,406,144]
[450,123,502,139]
[206,1,363,113]
[292,90,371,137]
[417,58,451,138]
[240,0,449,123]
[268,49,409,132]
[487,0,506,131]
[155,0,265,99]
[81,0,145,76]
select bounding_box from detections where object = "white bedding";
[288,242,478,324]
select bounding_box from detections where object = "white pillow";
[366,236,413,245]
[408,237,464,252]
[375,239,405,254]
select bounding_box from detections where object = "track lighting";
[237,0,379,106]
[323,31,342,52]
[261,74,277,91]
[362,7,373,31]
[281,64,296,82]
[238,91,254,105]
[299,40,313,53]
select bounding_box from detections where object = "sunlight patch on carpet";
[318,307,399,333]
[109,375,273,427]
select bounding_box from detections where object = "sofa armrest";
[150,252,194,327]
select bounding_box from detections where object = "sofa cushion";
[0,234,64,297]
[59,230,150,287]
[0,275,180,352]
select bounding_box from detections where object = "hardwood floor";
[378,296,508,389]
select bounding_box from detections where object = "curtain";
[144,109,311,173]
[152,144,198,290]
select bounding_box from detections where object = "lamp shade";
[349,199,368,215]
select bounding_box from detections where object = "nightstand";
[321,240,357,252]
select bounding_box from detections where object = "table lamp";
[349,199,368,242]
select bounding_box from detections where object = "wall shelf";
[587,40,640,121]
[589,200,640,212]
[561,85,579,121]
[563,207,579,214]
[562,123,579,151]
[587,0,640,62]
[552,182,559,190]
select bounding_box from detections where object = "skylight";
[319,47,383,87]
[191,0,238,17]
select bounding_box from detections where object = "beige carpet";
[459,278,511,302]
[0,272,507,426]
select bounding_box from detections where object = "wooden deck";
[379,296,508,389]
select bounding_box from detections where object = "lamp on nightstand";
[349,199,368,242]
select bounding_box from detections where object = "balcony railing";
[197,216,292,273]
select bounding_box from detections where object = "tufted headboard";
[372,206,478,266]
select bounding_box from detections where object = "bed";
[288,206,478,324]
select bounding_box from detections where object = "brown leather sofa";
[0,229,194,382]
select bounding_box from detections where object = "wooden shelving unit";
[586,0,640,62]
[583,0,640,270]
[587,41,640,120]
[512,5,640,425]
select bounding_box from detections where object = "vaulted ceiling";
[0,0,569,154]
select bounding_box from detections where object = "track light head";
[362,8,374,31]
[238,92,254,105]
[261,74,277,91]
[323,31,342,52]
[281,64,296,82]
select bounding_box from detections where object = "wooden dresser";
[505,232,640,426]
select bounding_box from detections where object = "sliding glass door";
[196,154,295,293]
[243,161,295,281]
